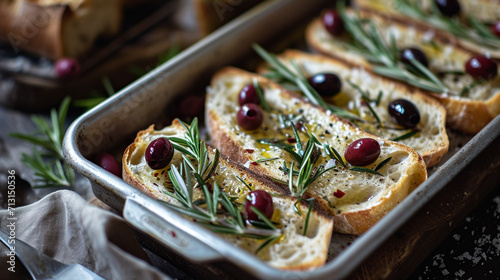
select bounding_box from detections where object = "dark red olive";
[145,138,174,170]
[237,103,263,130]
[399,47,429,68]
[345,138,381,166]
[245,190,274,221]
[491,21,500,37]
[55,58,80,78]
[177,95,204,121]
[95,152,121,177]
[238,84,260,106]
[307,73,342,97]
[465,56,498,80]
[322,10,344,36]
[388,99,421,128]
[435,0,460,17]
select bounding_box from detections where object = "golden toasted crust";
[206,67,428,234]
[306,14,500,134]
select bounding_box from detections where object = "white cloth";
[0,190,170,280]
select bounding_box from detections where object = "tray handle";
[123,196,222,262]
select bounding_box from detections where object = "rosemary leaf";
[255,236,280,254]
[236,176,253,192]
[255,157,280,163]
[391,129,419,141]
[349,167,383,176]
[303,198,314,236]
[253,78,270,112]
[374,157,392,172]
[459,79,486,97]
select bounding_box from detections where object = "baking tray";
[62,0,500,279]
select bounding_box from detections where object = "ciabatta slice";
[306,8,500,134]
[206,67,427,234]
[122,120,333,269]
[259,49,449,167]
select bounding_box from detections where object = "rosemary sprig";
[168,118,219,181]
[159,119,282,250]
[337,1,450,94]
[395,0,500,49]
[252,44,360,121]
[9,97,74,188]
[280,129,334,214]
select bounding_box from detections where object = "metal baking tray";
[62,0,500,279]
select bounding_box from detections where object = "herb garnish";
[252,44,360,121]
[337,1,450,94]
[391,129,419,141]
[349,157,392,176]
[253,78,270,112]
[395,0,500,49]
[347,80,382,126]
[10,97,75,188]
[159,119,281,252]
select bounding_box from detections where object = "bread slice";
[122,120,334,269]
[258,49,449,167]
[205,67,428,234]
[306,7,500,134]
[0,0,122,60]
[354,0,500,60]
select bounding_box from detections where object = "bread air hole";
[130,145,146,165]
[295,215,320,238]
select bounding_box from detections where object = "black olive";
[435,0,461,17]
[307,73,342,97]
[388,99,421,128]
[400,47,429,68]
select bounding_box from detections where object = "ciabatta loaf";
[306,8,500,134]
[206,67,427,234]
[259,49,449,167]
[122,120,334,269]
[0,0,121,60]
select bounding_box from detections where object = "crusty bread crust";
[258,49,449,167]
[123,120,334,269]
[206,67,428,234]
[306,13,500,134]
[0,0,121,60]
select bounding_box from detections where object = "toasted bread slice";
[122,120,333,269]
[306,8,500,134]
[258,49,449,167]
[206,67,427,234]
[0,0,122,60]
[354,0,500,60]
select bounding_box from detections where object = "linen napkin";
[0,190,170,280]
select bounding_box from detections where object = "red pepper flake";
[154,173,159,177]
[156,177,160,181]
[153,183,158,186]
[170,231,176,238]
[245,149,255,154]
[251,161,259,166]
[287,138,297,144]
[333,189,345,198]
